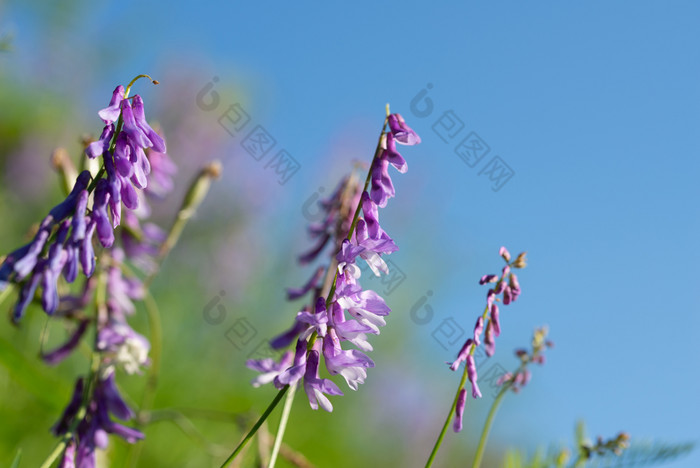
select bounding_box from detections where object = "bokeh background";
[0,1,698,467]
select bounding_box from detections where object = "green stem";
[425,364,471,468]
[39,436,71,468]
[268,382,297,468]
[219,385,290,468]
[472,384,509,468]
[124,287,163,467]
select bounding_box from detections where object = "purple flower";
[92,180,115,248]
[132,95,166,153]
[120,99,152,150]
[322,331,374,390]
[246,351,294,387]
[369,158,395,208]
[274,339,308,389]
[449,338,474,371]
[336,289,390,334]
[85,124,115,159]
[473,316,484,346]
[466,354,482,398]
[296,297,329,339]
[490,304,501,336]
[388,113,421,145]
[98,85,125,124]
[303,350,343,412]
[453,388,467,433]
[484,321,495,357]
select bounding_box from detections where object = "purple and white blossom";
[247,113,420,411]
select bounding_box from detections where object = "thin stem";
[472,384,510,468]
[219,385,290,468]
[268,382,297,468]
[425,364,471,467]
[124,287,163,467]
[39,436,71,468]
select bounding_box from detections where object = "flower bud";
[513,252,527,268]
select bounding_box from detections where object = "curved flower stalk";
[425,247,527,467]
[222,109,420,467]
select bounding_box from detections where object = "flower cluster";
[247,113,420,411]
[446,247,526,433]
[53,372,145,467]
[449,247,527,399]
[496,326,553,393]
[0,80,179,468]
[0,83,168,322]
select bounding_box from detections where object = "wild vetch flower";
[447,246,527,413]
[53,372,144,468]
[1,83,169,321]
[453,388,467,432]
[247,112,420,411]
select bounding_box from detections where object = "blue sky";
[3,1,699,466]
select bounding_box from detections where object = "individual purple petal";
[71,190,89,242]
[92,180,114,248]
[473,316,484,346]
[274,339,308,388]
[85,124,115,159]
[296,297,329,339]
[388,113,421,145]
[484,320,495,357]
[12,228,50,279]
[466,354,482,398]
[129,144,149,189]
[303,350,343,412]
[369,158,394,208]
[494,279,507,294]
[322,332,374,390]
[98,85,125,124]
[62,244,79,283]
[113,132,134,178]
[453,388,467,433]
[132,95,166,152]
[449,338,473,371]
[503,286,513,305]
[48,171,92,223]
[42,221,70,314]
[361,192,382,239]
[246,351,294,387]
[120,100,152,149]
[499,246,511,262]
[490,304,501,336]
[335,238,364,267]
[80,221,97,277]
[42,319,90,365]
[13,269,42,321]
[100,371,133,420]
[383,132,408,173]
